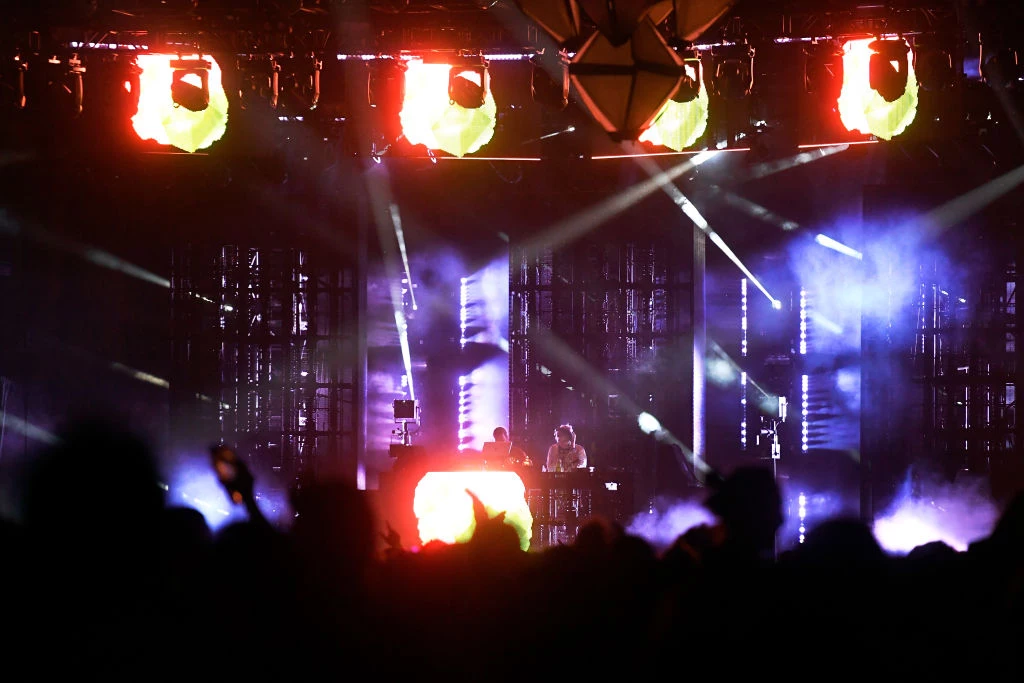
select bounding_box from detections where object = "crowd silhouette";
[2,417,1023,679]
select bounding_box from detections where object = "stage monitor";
[393,399,419,421]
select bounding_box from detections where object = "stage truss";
[170,241,361,487]
[509,227,698,516]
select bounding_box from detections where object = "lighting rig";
[0,1,1016,155]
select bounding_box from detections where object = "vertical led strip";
[741,278,748,450]
[458,374,470,451]
[799,288,807,355]
[801,374,809,452]
[741,278,749,357]
[798,492,807,544]
[799,288,809,452]
[460,276,469,348]
[741,371,748,450]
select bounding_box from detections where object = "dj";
[545,424,587,472]
[492,426,530,468]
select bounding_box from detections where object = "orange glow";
[399,59,497,157]
[132,54,229,153]
[413,471,533,551]
[837,38,918,140]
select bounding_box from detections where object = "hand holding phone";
[210,444,253,505]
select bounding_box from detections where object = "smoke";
[165,454,293,533]
[872,469,999,554]
[625,496,715,551]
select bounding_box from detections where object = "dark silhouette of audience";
[1,419,1022,679]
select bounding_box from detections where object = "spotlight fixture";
[170,57,211,112]
[449,55,489,109]
[275,53,322,112]
[37,52,86,117]
[712,44,754,99]
[671,47,702,103]
[912,36,954,92]
[837,37,918,140]
[399,58,497,157]
[981,48,1021,91]
[803,41,844,99]
[868,38,910,102]
[133,53,229,153]
[12,54,28,109]
[638,45,709,151]
[530,50,569,110]
[368,57,407,148]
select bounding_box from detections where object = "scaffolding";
[913,257,1019,486]
[171,242,361,488]
[509,230,695,521]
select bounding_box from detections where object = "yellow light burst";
[837,38,918,140]
[399,59,497,157]
[132,54,229,153]
[639,64,709,151]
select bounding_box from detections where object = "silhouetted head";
[22,418,164,546]
[990,490,1024,549]
[704,465,783,554]
[290,478,378,575]
[493,427,509,442]
[795,517,888,570]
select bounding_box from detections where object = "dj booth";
[380,446,633,551]
[522,470,633,548]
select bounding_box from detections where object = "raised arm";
[545,444,559,471]
[574,444,588,469]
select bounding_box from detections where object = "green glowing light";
[132,54,229,153]
[399,59,497,157]
[837,38,918,141]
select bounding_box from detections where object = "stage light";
[837,37,918,140]
[638,49,708,151]
[275,53,323,112]
[368,58,407,151]
[711,43,754,99]
[569,16,685,141]
[11,54,27,109]
[671,49,702,103]
[913,37,955,92]
[170,58,211,112]
[530,51,569,110]
[981,48,1021,90]
[49,53,86,117]
[448,57,488,109]
[28,52,87,118]
[133,53,228,153]
[815,233,863,260]
[234,55,279,112]
[803,41,843,99]
[399,58,496,157]
[868,38,910,102]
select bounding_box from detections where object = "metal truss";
[171,240,360,488]
[509,230,694,511]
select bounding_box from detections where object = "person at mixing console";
[545,424,587,472]
[492,426,531,468]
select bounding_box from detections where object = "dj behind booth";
[377,402,632,552]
